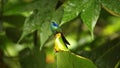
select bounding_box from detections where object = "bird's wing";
[61,33,70,46]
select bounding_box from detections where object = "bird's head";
[50,22,61,34]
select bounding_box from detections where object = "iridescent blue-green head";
[50,22,61,34]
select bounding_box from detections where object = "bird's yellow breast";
[54,33,69,52]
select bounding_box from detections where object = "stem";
[33,30,39,48]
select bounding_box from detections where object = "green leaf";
[101,0,120,16]
[18,10,39,42]
[61,0,87,25]
[56,51,97,68]
[18,0,57,43]
[81,0,101,38]
[39,21,52,50]
[52,7,64,24]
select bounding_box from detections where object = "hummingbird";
[50,22,70,52]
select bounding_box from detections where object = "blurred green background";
[0,0,120,68]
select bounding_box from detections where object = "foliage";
[0,0,120,68]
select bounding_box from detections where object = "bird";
[50,22,70,52]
